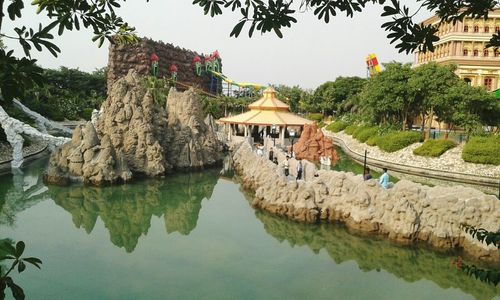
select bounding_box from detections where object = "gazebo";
[218,87,313,145]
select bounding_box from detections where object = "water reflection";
[0,160,50,226]
[48,168,220,252]
[254,210,500,300]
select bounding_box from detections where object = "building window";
[473,49,478,56]
[464,25,469,32]
[484,26,489,33]
[464,78,472,85]
[483,49,489,57]
[463,49,469,56]
[473,25,479,33]
[496,26,500,33]
[484,78,493,91]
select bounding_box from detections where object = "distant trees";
[311,62,499,136]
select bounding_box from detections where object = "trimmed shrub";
[81,108,94,120]
[413,140,457,157]
[326,120,349,132]
[353,126,379,143]
[462,136,500,165]
[344,125,359,135]
[317,121,326,128]
[306,113,324,122]
[366,136,380,146]
[376,131,422,152]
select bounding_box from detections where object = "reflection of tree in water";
[49,168,220,253]
[255,211,500,300]
[0,159,51,226]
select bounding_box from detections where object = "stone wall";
[107,38,221,93]
[232,141,500,265]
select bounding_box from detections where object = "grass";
[462,136,500,165]
[306,113,324,123]
[352,126,379,143]
[344,125,359,135]
[413,140,457,157]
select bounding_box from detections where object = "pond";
[0,158,498,300]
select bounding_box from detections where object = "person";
[256,144,263,157]
[363,167,372,181]
[282,156,289,177]
[379,167,390,189]
[273,157,278,165]
[296,160,303,180]
[269,148,274,161]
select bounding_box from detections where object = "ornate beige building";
[414,8,500,92]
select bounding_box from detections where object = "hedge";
[344,125,359,135]
[462,136,500,165]
[306,113,324,123]
[353,126,379,143]
[326,120,349,132]
[413,140,457,157]
[376,131,422,152]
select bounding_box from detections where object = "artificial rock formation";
[232,141,500,264]
[45,70,223,185]
[294,124,338,164]
[165,88,222,169]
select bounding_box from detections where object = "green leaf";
[14,241,25,258]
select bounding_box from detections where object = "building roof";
[219,87,313,126]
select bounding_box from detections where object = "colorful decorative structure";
[218,87,313,145]
[293,124,339,166]
[169,64,178,83]
[365,53,381,77]
[150,53,159,77]
[193,55,202,76]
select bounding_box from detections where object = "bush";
[81,108,94,120]
[353,126,379,143]
[376,131,422,152]
[366,136,380,146]
[344,125,359,135]
[462,136,500,165]
[413,140,457,157]
[326,120,349,132]
[317,121,326,128]
[306,113,324,123]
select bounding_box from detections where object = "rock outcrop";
[232,141,500,264]
[294,124,338,164]
[165,88,222,169]
[45,70,223,185]
[45,123,132,186]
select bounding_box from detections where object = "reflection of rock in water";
[255,211,500,300]
[49,168,220,252]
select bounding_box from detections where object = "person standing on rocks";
[269,148,274,161]
[379,168,391,189]
[296,160,303,180]
[282,156,290,177]
[363,167,372,181]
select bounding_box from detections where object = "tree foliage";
[193,0,500,52]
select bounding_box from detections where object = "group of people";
[266,145,390,188]
[363,167,392,189]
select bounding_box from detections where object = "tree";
[273,84,303,113]
[441,82,500,138]
[194,0,500,52]
[1,0,499,104]
[360,62,414,127]
[408,62,460,138]
[0,0,139,102]
[313,76,366,115]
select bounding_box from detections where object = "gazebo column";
[244,125,248,137]
[280,126,286,146]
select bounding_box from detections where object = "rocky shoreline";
[0,140,48,163]
[231,141,500,265]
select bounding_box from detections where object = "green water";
[0,159,498,300]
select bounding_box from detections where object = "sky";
[3,0,433,89]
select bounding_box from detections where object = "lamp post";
[289,129,296,157]
[271,124,277,146]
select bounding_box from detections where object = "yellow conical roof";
[248,87,289,111]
